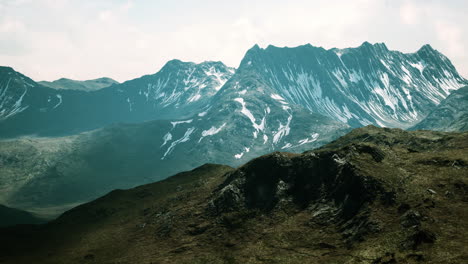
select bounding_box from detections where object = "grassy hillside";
[0,126,466,263]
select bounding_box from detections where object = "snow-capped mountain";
[111,60,234,119]
[2,41,468,211]
[0,67,62,122]
[0,61,234,137]
[0,88,349,210]
[2,42,466,138]
[156,68,350,163]
[0,60,349,210]
[241,42,467,128]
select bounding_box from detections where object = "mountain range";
[241,43,466,128]
[1,42,467,138]
[38,77,119,91]
[0,42,467,218]
[0,61,234,137]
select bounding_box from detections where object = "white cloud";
[435,20,464,55]
[400,1,421,25]
[0,0,467,81]
[0,18,25,32]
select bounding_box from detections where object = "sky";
[0,0,467,82]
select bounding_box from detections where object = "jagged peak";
[0,66,16,73]
[357,41,389,51]
[417,44,437,54]
[250,44,261,50]
[245,42,395,57]
[360,41,373,47]
[199,60,231,69]
[161,59,232,72]
[374,42,388,50]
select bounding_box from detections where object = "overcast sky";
[0,0,467,82]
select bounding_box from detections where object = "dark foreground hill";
[0,126,467,263]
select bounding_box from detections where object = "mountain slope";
[1,126,466,263]
[0,91,349,213]
[39,77,119,91]
[2,42,466,137]
[0,61,234,137]
[0,66,60,122]
[410,86,468,132]
[0,204,45,227]
[1,58,351,213]
[240,42,467,128]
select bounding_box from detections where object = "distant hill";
[39,77,119,91]
[0,204,45,227]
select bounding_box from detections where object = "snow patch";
[273,115,292,144]
[204,66,228,91]
[297,133,319,146]
[162,127,195,159]
[234,147,251,159]
[53,94,62,109]
[281,143,292,149]
[161,132,172,147]
[234,98,265,132]
[126,98,132,112]
[271,93,286,101]
[334,50,344,58]
[410,62,425,75]
[201,123,226,137]
[188,94,201,102]
[171,119,193,128]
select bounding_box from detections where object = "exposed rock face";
[239,43,467,128]
[2,42,467,138]
[210,151,385,216]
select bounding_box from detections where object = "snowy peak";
[0,67,45,121]
[236,42,467,128]
[199,61,235,91]
[0,60,235,137]
[122,59,235,108]
[168,60,351,163]
[417,44,436,54]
